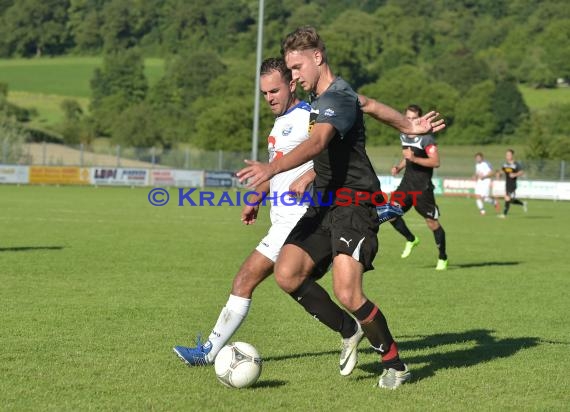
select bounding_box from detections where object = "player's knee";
[333,288,362,312]
[426,219,439,231]
[274,262,299,293]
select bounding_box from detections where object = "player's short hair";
[475,152,484,158]
[260,57,292,84]
[281,26,327,61]
[507,149,515,155]
[405,104,423,117]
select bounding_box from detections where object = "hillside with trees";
[0,0,568,161]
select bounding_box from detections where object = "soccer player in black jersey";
[389,105,448,270]
[497,149,527,217]
[238,26,445,389]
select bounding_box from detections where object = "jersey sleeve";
[314,91,357,138]
[422,134,437,150]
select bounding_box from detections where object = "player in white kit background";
[474,152,500,215]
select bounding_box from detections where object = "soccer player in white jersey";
[173,58,367,375]
[474,152,500,215]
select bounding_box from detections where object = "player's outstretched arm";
[359,94,446,135]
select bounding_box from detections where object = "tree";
[0,0,71,56]
[322,10,384,88]
[191,96,252,151]
[90,48,148,110]
[149,50,226,110]
[100,0,139,51]
[538,19,570,82]
[89,48,148,136]
[491,80,529,135]
[430,48,491,94]
[453,80,498,144]
[522,103,570,161]
[67,0,105,53]
[111,102,161,147]
[359,65,459,145]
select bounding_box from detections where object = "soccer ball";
[214,342,262,388]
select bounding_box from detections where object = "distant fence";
[1,140,568,181]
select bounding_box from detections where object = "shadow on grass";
[454,261,521,268]
[0,246,64,252]
[264,350,338,362]
[358,329,539,382]
[251,379,287,389]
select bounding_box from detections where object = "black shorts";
[284,203,380,273]
[506,183,517,196]
[393,182,440,220]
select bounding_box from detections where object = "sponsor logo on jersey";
[282,124,293,136]
[324,108,335,117]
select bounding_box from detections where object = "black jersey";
[308,77,380,194]
[399,133,437,190]
[502,161,522,192]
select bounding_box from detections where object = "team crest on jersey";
[324,108,335,117]
[281,124,293,136]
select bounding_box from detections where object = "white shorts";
[475,179,492,198]
[256,209,305,262]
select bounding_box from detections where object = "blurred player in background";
[389,104,448,271]
[474,152,500,215]
[497,149,527,218]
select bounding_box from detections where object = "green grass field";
[0,57,165,97]
[519,85,570,111]
[1,185,568,411]
[0,57,164,128]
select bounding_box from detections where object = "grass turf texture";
[0,57,165,97]
[0,185,568,411]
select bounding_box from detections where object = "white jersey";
[475,160,493,181]
[475,160,493,197]
[267,101,313,221]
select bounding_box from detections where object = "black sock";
[352,300,394,353]
[433,226,447,260]
[353,300,404,370]
[390,217,415,242]
[511,198,524,206]
[504,200,511,215]
[289,278,357,338]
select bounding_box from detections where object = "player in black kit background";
[497,149,527,218]
[389,104,448,271]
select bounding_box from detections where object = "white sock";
[205,294,251,362]
[476,198,484,210]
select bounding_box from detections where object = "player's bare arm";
[237,123,335,188]
[402,145,440,168]
[289,168,316,197]
[391,158,406,176]
[241,180,270,225]
[358,95,446,135]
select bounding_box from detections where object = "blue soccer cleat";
[377,203,404,224]
[173,335,213,366]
